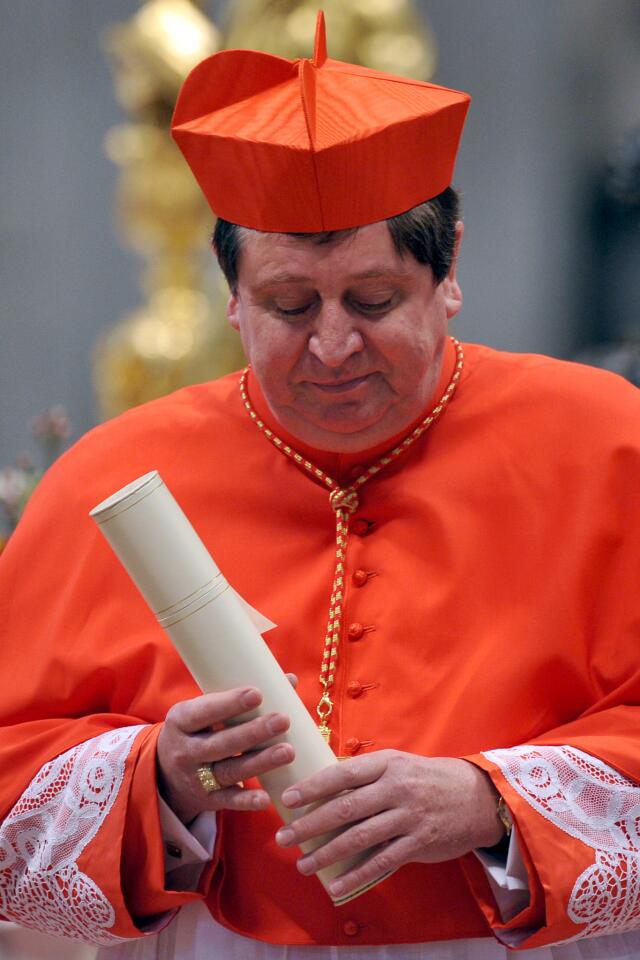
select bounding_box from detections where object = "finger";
[276,782,389,847]
[281,754,386,808]
[169,688,262,733]
[286,673,298,689]
[199,711,290,762]
[326,836,416,900]
[203,785,271,812]
[295,810,404,876]
[215,741,295,786]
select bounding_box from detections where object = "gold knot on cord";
[329,487,359,515]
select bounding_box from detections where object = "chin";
[298,419,392,453]
[279,398,400,451]
[310,402,387,434]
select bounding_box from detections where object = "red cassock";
[0,339,639,949]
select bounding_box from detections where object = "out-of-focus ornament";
[94,277,240,417]
[223,0,436,80]
[104,0,221,117]
[96,0,243,420]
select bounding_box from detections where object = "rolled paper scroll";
[91,471,388,904]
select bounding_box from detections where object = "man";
[0,12,639,960]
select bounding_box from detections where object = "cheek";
[382,332,431,375]
[381,321,446,389]
[238,312,277,361]
[244,321,303,388]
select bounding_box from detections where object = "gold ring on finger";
[196,763,223,793]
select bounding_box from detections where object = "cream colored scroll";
[91,472,387,904]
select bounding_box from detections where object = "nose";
[307,303,364,368]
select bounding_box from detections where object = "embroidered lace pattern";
[484,745,640,938]
[0,725,144,944]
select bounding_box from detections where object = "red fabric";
[171,12,470,231]
[0,343,638,945]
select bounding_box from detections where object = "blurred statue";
[96,0,240,419]
[223,0,436,79]
[96,0,437,417]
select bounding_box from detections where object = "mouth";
[308,374,372,394]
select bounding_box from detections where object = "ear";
[443,220,464,321]
[227,293,240,331]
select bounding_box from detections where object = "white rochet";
[90,471,388,904]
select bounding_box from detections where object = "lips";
[308,374,371,393]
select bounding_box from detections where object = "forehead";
[237,220,414,288]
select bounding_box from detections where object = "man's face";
[227,220,463,452]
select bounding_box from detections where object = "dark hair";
[212,186,460,294]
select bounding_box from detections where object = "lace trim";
[485,745,640,938]
[0,725,144,944]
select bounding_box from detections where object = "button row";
[342,510,376,788]
[344,513,376,775]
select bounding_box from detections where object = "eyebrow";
[251,269,407,291]
[252,274,312,290]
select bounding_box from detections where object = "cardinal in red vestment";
[0,11,639,960]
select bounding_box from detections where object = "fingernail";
[242,689,260,708]
[297,857,314,875]
[330,880,345,896]
[282,789,301,807]
[273,745,290,762]
[276,827,294,846]
[267,713,285,734]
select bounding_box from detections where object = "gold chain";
[239,338,464,745]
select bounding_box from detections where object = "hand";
[275,750,504,899]
[157,685,295,824]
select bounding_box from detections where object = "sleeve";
[460,407,640,950]
[0,438,217,945]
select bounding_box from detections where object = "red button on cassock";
[343,920,360,936]
[352,518,373,536]
[352,569,368,587]
[348,622,364,640]
[347,681,363,698]
[345,737,362,755]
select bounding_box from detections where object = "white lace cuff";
[0,726,145,945]
[483,744,640,939]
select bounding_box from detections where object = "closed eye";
[276,304,313,317]
[352,298,393,314]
